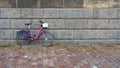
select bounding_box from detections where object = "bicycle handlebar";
[40,20,44,27]
[39,20,44,23]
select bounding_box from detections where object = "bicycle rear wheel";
[39,31,54,47]
[16,30,30,45]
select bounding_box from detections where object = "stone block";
[115,40,120,44]
[88,19,120,29]
[54,39,120,44]
[83,0,101,8]
[0,40,15,44]
[73,40,100,44]
[31,19,65,29]
[94,8,117,18]
[11,19,31,28]
[109,0,120,8]
[86,30,113,39]
[109,20,120,28]
[84,0,120,8]
[65,19,87,29]
[41,0,63,8]
[60,8,93,18]
[0,0,16,8]
[44,19,65,29]
[64,0,84,8]
[0,30,14,39]
[54,40,75,44]
[43,8,59,18]
[88,19,109,28]
[17,0,40,8]
[0,8,21,18]
[30,20,41,28]
[73,30,113,39]
[0,19,10,28]
[74,40,120,44]
[113,30,120,39]
[99,0,109,8]
[116,8,120,18]
[9,0,16,8]
[73,30,86,39]
[53,30,73,39]
[21,8,43,18]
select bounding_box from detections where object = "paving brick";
[0,44,120,68]
[54,59,59,68]
[57,56,66,67]
[64,56,73,68]
[48,59,54,67]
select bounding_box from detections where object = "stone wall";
[0,0,120,44]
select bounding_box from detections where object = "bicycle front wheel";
[39,31,54,47]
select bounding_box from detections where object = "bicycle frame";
[24,25,47,41]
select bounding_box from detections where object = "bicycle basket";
[42,23,48,28]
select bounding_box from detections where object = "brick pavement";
[0,44,120,68]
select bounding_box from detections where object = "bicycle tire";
[39,31,54,47]
[16,30,30,45]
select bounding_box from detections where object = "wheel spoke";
[39,31,54,47]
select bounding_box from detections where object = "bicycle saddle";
[25,23,32,25]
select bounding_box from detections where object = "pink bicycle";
[16,20,54,47]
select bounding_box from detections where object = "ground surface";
[0,44,120,68]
